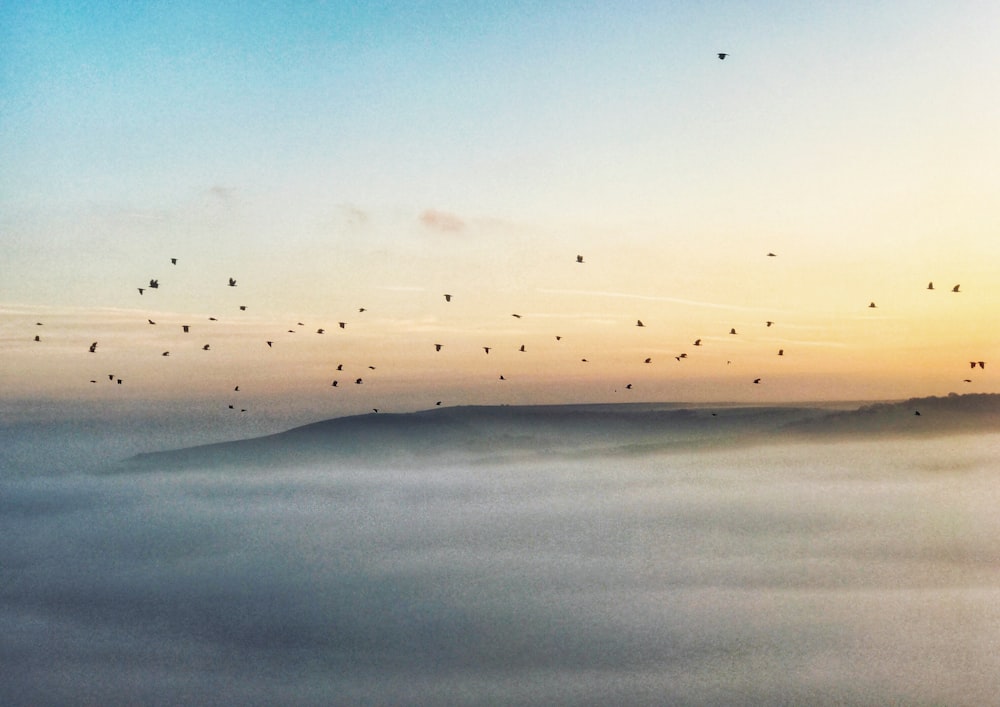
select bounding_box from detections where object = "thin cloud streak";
[537,288,778,313]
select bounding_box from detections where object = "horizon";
[3,3,999,425]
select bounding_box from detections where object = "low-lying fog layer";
[3,427,999,706]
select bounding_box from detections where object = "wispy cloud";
[419,209,465,233]
[537,288,775,313]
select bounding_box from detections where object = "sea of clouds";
[2,415,999,705]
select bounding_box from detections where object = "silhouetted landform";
[120,394,1000,472]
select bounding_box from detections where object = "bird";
[717,52,728,60]
[483,347,491,354]
[636,320,645,327]
[555,335,562,341]
[89,342,98,353]
[359,307,367,313]
[33,335,40,342]
[766,252,776,257]
[927,282,934,290]
[978,361,986,369]
[336,364,343,370]
[753,378,761,384]
[625,383,632,389]
[209,317,217,321]
[693,339,702,346]
[355,378,363,385]
[317,328,324,334]
[148,319,156,325]
[963,379,972,383]
[443,294,452,302]
[519,345,526,352]
[239,305,247,311]
[108,374,114,381]
[644,358,652,364]
[182,325,190,333]
[952,284,961,292]
[234,386,239,391]
[868,302,877,308]
[339,322,346,329]
[499,375,506,380]
[435,344,443,351]
[202,344,210,351]
[581,358,588,362]
[170,258,177,265]
[435,401,442,406]
[914,410,921,416]
[777,349,784,356]
[766,321,774,327]
[228,278,237,287]
[149,279,159,288]
[576,255,584,263]
[137,288,144,295]
[331,380,338,387]
[730,328,737,335]
[512,313,522,318]
[266,341,273,347]
[162,351,170,356]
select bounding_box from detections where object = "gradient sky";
[3,1,1000,422]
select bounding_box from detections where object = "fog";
[3,407,1000,705]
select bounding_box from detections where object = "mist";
[3,408,999,705]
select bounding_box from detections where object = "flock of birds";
[23,248,989,416]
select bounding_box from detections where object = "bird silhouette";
[162,351,170,356]
[182,325,190,333]
[202,344,210,351]
[512,313,522,318]
[978,361,986,369]
[444,294,452,302]
[234,386,239,391]
[693,338,702,346]
[778,349,784,356]
[137,288,144,295]
[927,282,934,290]
[483,347,491,354]
[89,342,97,353]
[952,284,961,292]
[717,52,728,60]
[636,320,645,327]
[228,278,237,287]
[336,364,343,370]
[149,279,159,288]
[148,319,156,325]
[435,344,443,351]
[730,328,737,335]
[339,322,346,329]
[355,378,363,384]
[576,255,584,263]
[868,302,877,308]
[753,378,761,384]
[239,305,247,311]
[317,328,324,334]
[625,383,632,389]
[914,410,921,416]
[644,357,652,363]
[766,321,774,327]
[555,335,562,341]
[171,258,177,265]
[266,341,273,347]
[519,345,526,352]
[766,252,776,257]
[499,375,506,380]
[34,335,40,342]
[331,380,338,387]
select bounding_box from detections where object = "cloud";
[419,209,465,233]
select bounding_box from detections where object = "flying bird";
[766,321,774,327]
[717,52,728,60]
[339,322,346,329]
[148,319,156,325]
[331,381,338,387]
[317,328,324,334]
[161,351,170,356]
[182,325,190,332]
[753,378,761,384]
[137,288,144,295]
[576,255,584,263]
[89,342,97,353]
[228,278,237,287]
[644,358,652,364]
[443,294,452,302]
[483,347,491,354]
[952,284,961,292]
[730,328,737,335]
[239,305,247,311]
[355,378,363,384]
[266,341,273,347]
[170,258,177,264]
[693,339,702,346]
[149,279,159,288]
[625,383,633,389]
[202,344,210,351]
[519,345,526,352]
[435,344,443,351]
[636,320,645,327]
[34,335,40,342]
[778,349,784,356]
[927,282,934,290]
[868,302,877,308]
[766,252,776,257]
[512,313,522,318]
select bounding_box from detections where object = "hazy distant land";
[124,393,1000,472]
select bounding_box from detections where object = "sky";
[3,0,1000,424]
